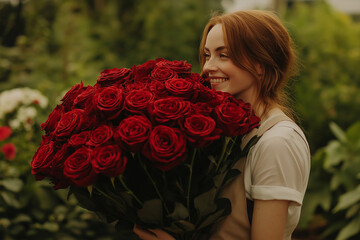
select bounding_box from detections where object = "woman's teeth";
[210,78,229,83]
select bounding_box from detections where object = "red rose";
[182,114,221,148]
[96,68,132,87]
[214,101,260,137]
[31,141,55,180]
[87,125,113,147]
[156,60,192,73]
[69,131,91,147]
[196,85,232,107]
[148,97,191,124]
[41,105,64,134]
[191,102,212,116]
[143,125,187,171]
[94,86,124,120]
[61,82,86,111]
[124,90,155,113]
[165,78,196,99]
[1,143,17,160]
[63,147,97,187]
[74,86,97,111]
[0,126,12,141]
[114,115,152,152]
[50,143,72,189]
[54,109,85,138]
[150,66,178,81]
[92,145,127,177]
[124,81,148,91]
[131,59,163,82]
[149,81,168,98]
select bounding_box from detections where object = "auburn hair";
[200,10,298,119]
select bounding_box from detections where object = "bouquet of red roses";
[31,58,260,239]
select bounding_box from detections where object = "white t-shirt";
[244,120,311,240]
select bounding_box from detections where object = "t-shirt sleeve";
[246,124,310,206]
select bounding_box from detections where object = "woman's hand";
[133,224,175,240]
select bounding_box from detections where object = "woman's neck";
[253,102,278,122]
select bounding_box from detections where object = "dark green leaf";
[194,188,217,221]
[70,186,97,211]
[137,198,163,225]
[336,215,360,240]
[197,198,231,229]
[168,202,189,220]
[173,220,195,232]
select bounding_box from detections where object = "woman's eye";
[203,53,210,58]
[220,54,228,58]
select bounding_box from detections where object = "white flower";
[0,88,48,120]
[9,119,21,130]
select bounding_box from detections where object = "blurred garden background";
[0,0,359,239]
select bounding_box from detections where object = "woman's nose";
[203,59,218,73]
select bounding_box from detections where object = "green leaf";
[137,198,163,225]
[0,192,21,208]
[0,178,24,192]
[324,141,345,170]
[194,188,217,221]
[12,214,32,223]
[173,220,195,232]
[69,186,96,211]
[329,122,346,143]
[197,198,231,230]
[168,202,189,220]
[346,121,360,144]
[42,222,59,232]
[336,215,360,240]
[346,203,360,219]
[333,185,360,213]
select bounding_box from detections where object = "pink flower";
[1,143,17,160]
[0,126,12,141]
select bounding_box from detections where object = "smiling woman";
[134,10,310,240]
[202,24,260,105]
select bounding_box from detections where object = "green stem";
[137,155,170,215]
[93,185,120,205]
[187,148,197,211]
[222,136,238,164]
[119,174,143,207]
[93,185,135,222]
[216,136,231,172]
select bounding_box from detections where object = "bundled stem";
[187,148,197,211]
[118,174,143,206]
[215,136,231,172]
[137,154,170,215]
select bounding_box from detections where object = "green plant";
[298,121,360,240]
[284,1,360,152]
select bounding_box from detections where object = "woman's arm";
[251,199,289,240]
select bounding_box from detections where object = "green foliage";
[0,0,223,102]
[284,1,360,151]
[299,121,360,240]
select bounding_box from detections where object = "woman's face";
[203,24,257,103]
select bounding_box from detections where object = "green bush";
[298,121,360,240]
[284,1,360,152]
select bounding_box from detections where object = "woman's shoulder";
[260,120,308,147]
